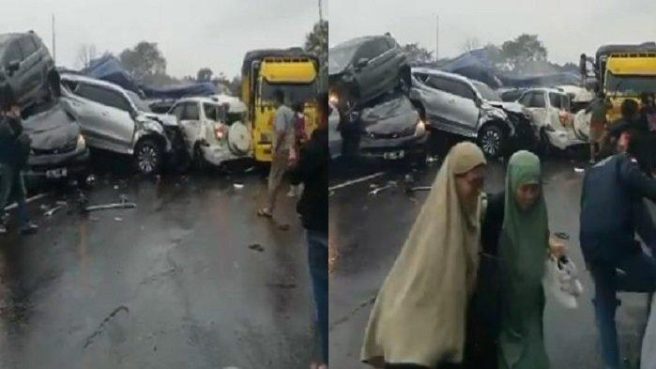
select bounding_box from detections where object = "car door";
[74,82,136,154]
[353,39,388,102]
[519,91,548,128]
[3,40,27,104]
[17,35,41,96]
[448,80,481,135]
[419,75,462,133]
[61,80,103,149]
[178,102,203,145]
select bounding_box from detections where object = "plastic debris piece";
[114,217,123,222]
[248,243,264,252]
[233,183,244,189]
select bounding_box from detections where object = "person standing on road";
[580,132,656,369]
[289,93,329,369]
[0,86,38,235]
[258,89,296,219]
[361,142,487,369]
[288,101,309,198]
[587,91,610,164]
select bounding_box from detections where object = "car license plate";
[383,151,405,160]
[46,168,68,179]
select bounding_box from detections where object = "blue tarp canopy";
[141,82,217,100]
[83,55,142,94]
[83,55,217,99]
[438,48,581,89]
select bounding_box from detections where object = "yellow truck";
[241,49,320,162]
[581,43,656,123]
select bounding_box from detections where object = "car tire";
[134,138,163,175]
[478,124,505,158]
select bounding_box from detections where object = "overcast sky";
[1,0,326,78]
[329,0,656,65]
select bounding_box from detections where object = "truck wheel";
[134,138,163,175]
[478,124,505,158]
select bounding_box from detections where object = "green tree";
[304,20,328,67]
[197,68,213,82]
[402,43,434,66]
[119,42,167,83]
[499,34,548,73]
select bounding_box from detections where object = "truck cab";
[241,49,319,162]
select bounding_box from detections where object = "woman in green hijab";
[497,150,555,369]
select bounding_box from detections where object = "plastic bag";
[543,255,584,309]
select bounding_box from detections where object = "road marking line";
[329,172,385,192]
[3,193,49,211]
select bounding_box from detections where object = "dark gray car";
[0,32,59,114]
[329,34,409,113]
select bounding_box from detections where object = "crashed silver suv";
[60,74,177,175]
[409,68,537,158]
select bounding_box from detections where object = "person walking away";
[288,101,309,198]
[289,93,329,369]
[588,91,610,164]
[580,132,656,369]
[258,90,295,219]
[0,86,38,235]
[467,151,566,369]
[361,142,487,369]
[495,151,567,369]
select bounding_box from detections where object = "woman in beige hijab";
[361,142,488,369]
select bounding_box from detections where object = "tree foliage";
[499,34,548,73]
[304,20,328,67]
[197,68,213,82]
[402,43,434,66]
[119,42,167,83]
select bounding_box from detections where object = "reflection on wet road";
[0,169,315,369]
[329,158,650,368]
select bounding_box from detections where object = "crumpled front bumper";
[25,146,90,179]
[357,131,429,160]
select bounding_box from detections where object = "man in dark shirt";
[0,86,38,235]
[289,92,328,369]
[580,132,656,369]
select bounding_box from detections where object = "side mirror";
[355,58,370,69]
[7,60,20,74]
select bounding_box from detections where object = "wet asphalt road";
[329,157,652,369]
[0,160,316,369]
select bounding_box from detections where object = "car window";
[203,103,222,122]
[549,93,567,110]
[518,93,532,106]
[452,81,476,101]
[412,72,430,84]
[526,92,547,108]
[4,41,23,64]
[76,83,132,112]
[356,39,389,61]
[181,102,200,120]
[19,36,37,56]
[171,104,185,119]
[424,76,449,91]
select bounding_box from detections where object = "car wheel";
[134,138,163,175]
[478,124,505,158]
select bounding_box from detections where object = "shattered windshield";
[260,80,317,106]
[329,44,359,74]
[126,91,152,113]
[472,81,501,102]
[606,73,656,95]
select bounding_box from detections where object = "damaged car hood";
[23,103,80,150]
[360,95,419,135]
[489,101,525,115]
[143,112,178,127]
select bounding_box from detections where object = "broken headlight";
[76,135,86,150]
[415,120,427,137]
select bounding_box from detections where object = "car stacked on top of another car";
[168,96,252,169]
[0,31,61,115]
[60,73,188,175]
[409,68,538,158]
[329,34,428,164]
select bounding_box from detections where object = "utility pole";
[435,14,439,63]
[51,14,56,63]
[319,0,323,22]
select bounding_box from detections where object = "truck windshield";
[606,73,656,95]
[260,80,317,106]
